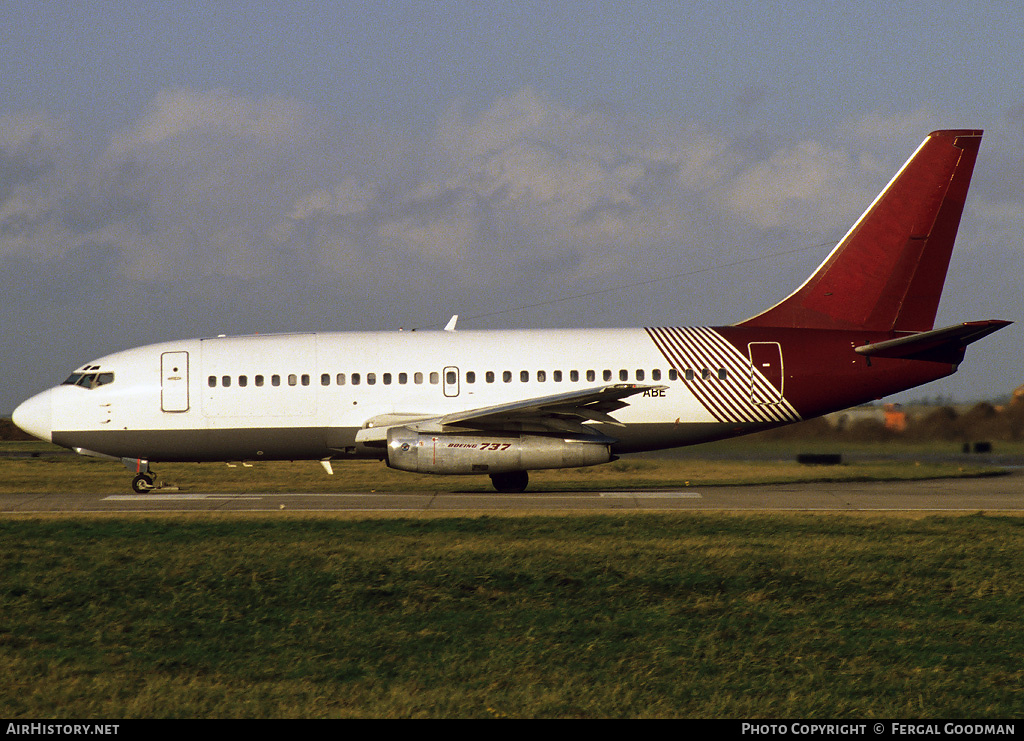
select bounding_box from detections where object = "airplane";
[11,129,1011,494]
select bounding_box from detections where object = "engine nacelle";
[385,427,612,475]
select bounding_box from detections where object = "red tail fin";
[739,130,982,331]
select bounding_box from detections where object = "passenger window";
[570,370,579,382]
[430,372,439,384]
[466,371,476,383]
[301,374,310,386]
[255,375,264,387]
[553,370,562,382]
[718,369,728,380]
[636,369,645,381]
[619,370,628,381]
[587,370,595,382]
[239,375,248,387]
[272,374,281,387]
[414,372,423,384]
[208,376,216,388]
[486,371,495,383]
[352,373,361,385]
[669,369,678,381]
[367,373,376,385]
[652,369,661,381]
[383,373,392,385]
[446,370,457,385]
[537,370,546,382]
[321,373,330,386]
[503,371,512,383]
[399,372,408,384]
[288,374,297,386]
[603,370,612,382]
[520,370,529,383]
[336,373,346,385]
[222,375,231,387]
[685,369,694,381]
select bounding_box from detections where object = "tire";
[131,473,155,493]
[490,470,529,493]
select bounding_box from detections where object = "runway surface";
[2,470,1022,514]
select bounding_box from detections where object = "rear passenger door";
[747,342,784,405]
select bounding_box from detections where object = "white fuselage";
[16,327,799,466]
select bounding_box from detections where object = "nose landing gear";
[122,457,162,493]
[131,472,156,493]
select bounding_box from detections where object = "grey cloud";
[0,147,53,207]
[2,88,915,292]
[59,161,150,234]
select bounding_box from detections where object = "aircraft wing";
[355,383,665,444]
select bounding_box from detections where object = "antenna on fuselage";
[444,315,459,332]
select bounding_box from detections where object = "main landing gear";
[489,470,529,493]
[123,458,162,493]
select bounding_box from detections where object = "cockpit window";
[62,372,114,389]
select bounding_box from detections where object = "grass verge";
[0,443,1009,495]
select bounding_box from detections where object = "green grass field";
[2,513,1024,718]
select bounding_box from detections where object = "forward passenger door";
[161,351,190,412]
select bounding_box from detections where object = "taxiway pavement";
[2,470,1022,514]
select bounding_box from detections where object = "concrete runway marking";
[105,493,263,501]
[598,491,702,498]
[104,492,417,500]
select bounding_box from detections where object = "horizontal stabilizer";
[854,320,1011,361]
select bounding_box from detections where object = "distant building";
[883,403,907,432]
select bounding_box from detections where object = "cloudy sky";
[3,1,1024,414]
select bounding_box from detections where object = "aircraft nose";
[12,388,54,444]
